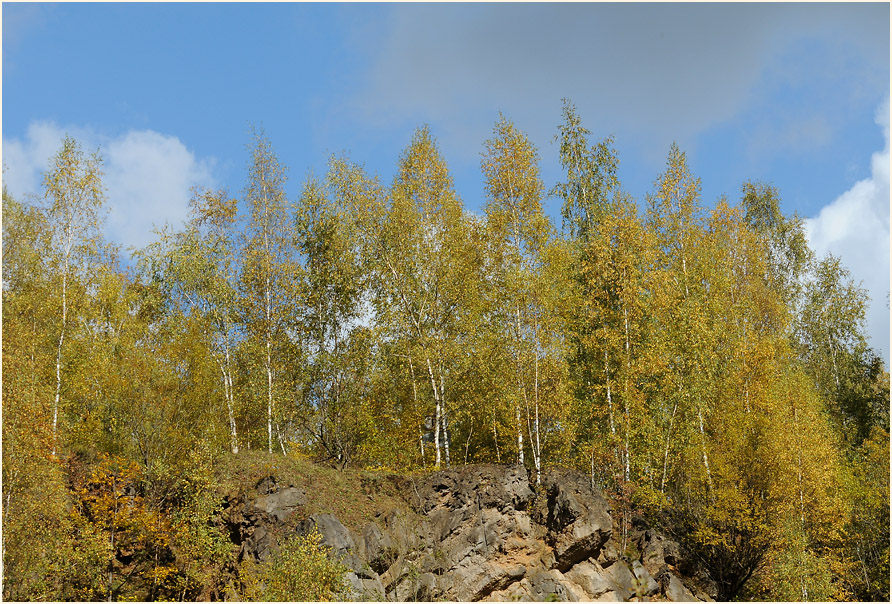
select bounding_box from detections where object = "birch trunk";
[604,350,616,437]
[533,337,541,484]
[426,357,443,467]
[408,357,424,464]
[266,336,273,455]
[223,339,238,454]
[52,226,74,457]
[52,268,67,457]
[492,409,501,463]
[440,369,451,468]
[514,303,526,466]
[660,398,679,494]
[622,305,631,482]
[698,404,713,493]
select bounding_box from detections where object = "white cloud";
[3,122,216,251]
[805,98,890,365]
[2,121,77,200]
[103,131,215,251]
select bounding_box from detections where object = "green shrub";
[260,528,349,602]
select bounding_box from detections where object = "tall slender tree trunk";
[442,408,451,468]
[408,357,425,464]
[265,252,274,454]
[426,357,443,467]
[515,404,524,465]
[514,303,525,466]
[223,340,238,454]
[266,337,273,455]
[604,350,616,437]
[52,229,73,457]
[660,398,678,494]
[622,305,631,483]
[440,369,451,467]
[492,409,502,463]
[533,335,541,485]
[52,268,67,457]
[698,404,713,493]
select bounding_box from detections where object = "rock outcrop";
[222,464,714,602]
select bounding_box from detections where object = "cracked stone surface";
[226,464,712,602]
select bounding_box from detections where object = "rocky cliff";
[221,464,717,602]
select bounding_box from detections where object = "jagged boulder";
[632,559,661,596]
[563,560,615,599]
[252,486,306,522]
[295,513,355,558]
[537,468,613,571]
[221,493,278,562]
[358,520,397,575]
[412,463,534,514]
[407,465,541,601]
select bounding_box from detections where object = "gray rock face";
[665,572,698,602]
[253,486,306,522]
[413,464,534,514]
[226,464,712,602]
[632,559,660,596]
[537,469,613,572]
[295,513,356,559]
[407,465,540,601]
[224,477,308,562]
[564,560,614,598]
[359,521,397,575]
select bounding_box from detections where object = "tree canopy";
[3,113,888,601]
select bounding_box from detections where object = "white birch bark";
[52,222,75,457]
[660,398,679,494]
[427,357,443,467]
[440,369,451,467]
[533,333,541,484]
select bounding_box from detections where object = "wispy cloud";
[747,114,833,161]
[346,3,888,169]
[806,98,890,364]
[3,122,216,252]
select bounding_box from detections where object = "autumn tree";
[371,127,479,468]
[553,99,619,240]
[241,128,299,454]
[740,181,811,309]
[482,114,569,481]
[293,173,372,466]
[165,188,243,454]
[798,255,878,446]
[42,135,107,455]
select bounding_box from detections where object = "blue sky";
[2,2,889,363]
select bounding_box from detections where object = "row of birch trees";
[3,103,888,600]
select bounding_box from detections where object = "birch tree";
[294,174,370,466]
[644,144,716,494]
[335,128,475,468]
[553,99,619,240]
[798,256,879,446]
[166,189,242,454]
[381,127,476,468]
[241,128,297,454]
[482,115,556,480]
[42,135,107,456]
[740,181,811,310]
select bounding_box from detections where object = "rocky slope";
[221,464,717,601]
